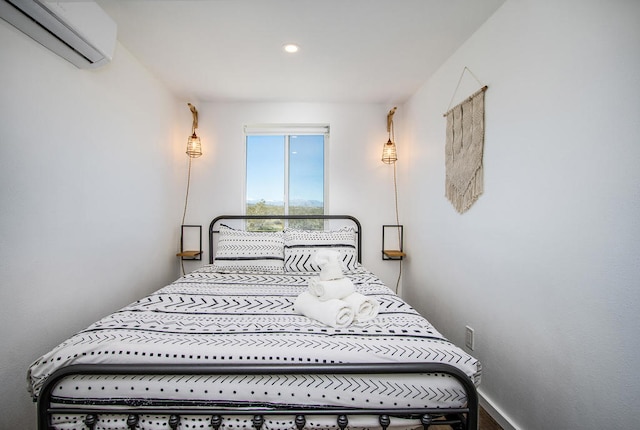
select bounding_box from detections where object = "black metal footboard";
[37,362,478,430]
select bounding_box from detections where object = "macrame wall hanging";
[443,67,488,214]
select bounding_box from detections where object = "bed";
[29,215,481,430]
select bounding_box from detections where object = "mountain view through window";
[246,131,326,230]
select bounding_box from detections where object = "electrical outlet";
[465,325,475,350]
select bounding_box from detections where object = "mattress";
[28,265,481,430]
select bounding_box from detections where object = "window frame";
[243,124,330,218]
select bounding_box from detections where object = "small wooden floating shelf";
[383,250,406,259]
[176,250,202,258]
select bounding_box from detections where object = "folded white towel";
[314,249,344,281]
[343,292,380,322]
[294,291,355,328]
[308,277,355,301]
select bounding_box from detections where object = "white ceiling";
[97,0,504,104]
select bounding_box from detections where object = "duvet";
[28,265,481,430]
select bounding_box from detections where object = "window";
[245,125,328,231]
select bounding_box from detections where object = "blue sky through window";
[246,135,285,203]
[289,135,324,203]
[246,134,324,206]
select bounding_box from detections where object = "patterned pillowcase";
[283,227,359,273]
[213,226,285,273]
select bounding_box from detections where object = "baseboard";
[478,389,521,430]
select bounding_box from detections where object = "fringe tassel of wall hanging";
[443,68,488,214]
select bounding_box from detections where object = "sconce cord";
[393,157,402,295]
[179,156,193,275]
[389,116,402,294]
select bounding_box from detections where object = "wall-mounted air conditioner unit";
[0,0,117,69]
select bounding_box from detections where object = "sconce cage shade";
[186,133,202,158]
[382,139,397,164]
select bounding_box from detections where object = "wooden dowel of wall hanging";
[443,85,488,117]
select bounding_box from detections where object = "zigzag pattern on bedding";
[27,269,481,401]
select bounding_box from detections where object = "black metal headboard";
[208,215,362,264]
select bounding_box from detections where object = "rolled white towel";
[308,277,355,301]
[294,291,355,328]
[342,292,380,322]
[314,249,344,281]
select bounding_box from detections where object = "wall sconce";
[381,106,397,164]
[178,103,203,275]
[186,102,202,158]
[380,106,403,294]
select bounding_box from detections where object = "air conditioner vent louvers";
[0,0,116,69]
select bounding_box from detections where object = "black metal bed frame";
[39,363,477,430]
[35,215,478,430]
[208,214,363,264]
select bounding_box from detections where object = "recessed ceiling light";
[283,43,300,53]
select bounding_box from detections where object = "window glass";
[246,129,326,231]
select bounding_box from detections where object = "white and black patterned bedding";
[28,266,481,430]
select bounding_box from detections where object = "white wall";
[400,1,640,429]
[7,1,638,429]
[0,23,184,428]
[181,102,404,287]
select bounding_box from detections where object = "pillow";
[212,226,284,273]
[283,227,359,273]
